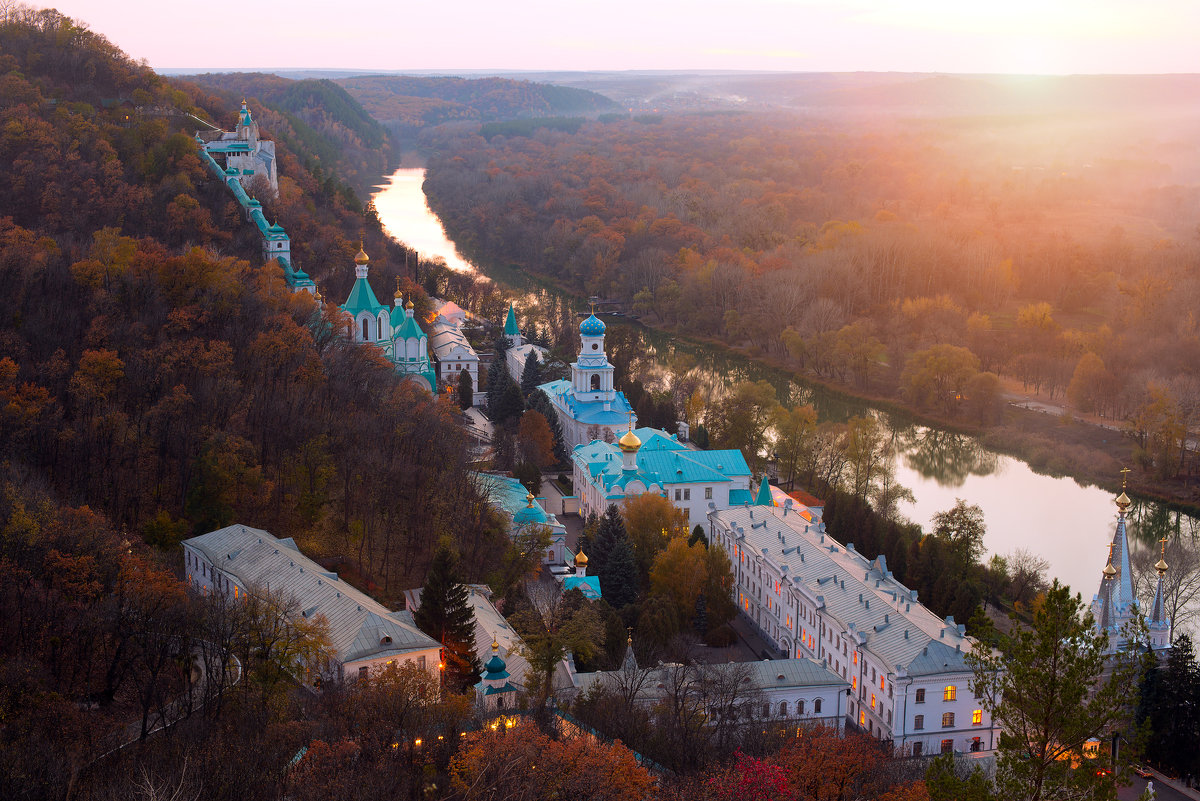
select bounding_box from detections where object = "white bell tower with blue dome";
[572,312,616,403]
[534,310,635,449]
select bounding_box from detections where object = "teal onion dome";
[484,637,509,679]
[513,493,548,526]
[580,313,605,336]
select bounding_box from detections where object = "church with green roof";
[339,246,436,393]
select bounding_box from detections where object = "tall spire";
[755,475,774,506]
[1150,536,1170,630]
[504,302,520,337]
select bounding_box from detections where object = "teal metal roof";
[513,499,548,526]
[394,309,426,342]
[537,379,634,426]
[564,576,602,599]
[342,276,389,318]
[728,489,753,506]
[504,303,519,336]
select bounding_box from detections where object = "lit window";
[972,709,983,726]
[859,710,866,726]
[941,739,953,754]
[853,652,858,665]
[944,685,957,702]
[942,712,955,728]
[852,676,857,691]
[880,676,885,690]
[914,714,924,730]
[871,693,876,710]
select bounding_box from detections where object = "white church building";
[537,312,635,450]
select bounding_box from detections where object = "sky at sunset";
[45,0,1200,74]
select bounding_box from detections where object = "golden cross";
[1120,467,1131,488]
[1160,536,1169,558]
[1108,542,1115,561]
[626,409,636,433]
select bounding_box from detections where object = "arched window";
[590,374,600,390]
[780,701,788,716]
[814,698,822,713]
[362,317,370,341]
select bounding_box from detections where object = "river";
[373,166,1199,617]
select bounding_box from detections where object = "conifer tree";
[689,524,708,548]
[520,351,542,397]
[494,379,526,426]
[590,504,625,581]
[485,356,508,419]
[529,389,566,463]
[693,592,708,637]
[413,545,482,693]
[457,368,473,410]
[601,537,639,609]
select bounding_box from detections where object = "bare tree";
[1133,532,1200,640]
[1007,548,1052,607]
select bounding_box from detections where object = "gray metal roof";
[712,506,976,676]
[184,524,439,666]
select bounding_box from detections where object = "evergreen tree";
[513,460,542,496]
[590,504,625,580]
[688,524,708,548]
[520,351,542,397]
[1139,634,1200,780]
[693,592,708,637]
[413,546,482,693]
[485,356,508,418]
[969,581,1145,801]
[601,537,639,609]
[457,368,473,410]
[493,379,526,426]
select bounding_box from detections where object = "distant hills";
[335,75,619,136]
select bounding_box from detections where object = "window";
[880,676,885,690]
[705,487,712,500]
[914,715,924,730]
[942,712,955,728]
[358,666,368,680]
[675,489,681,501]
[972,709,983,726]
[943,685,957,701]
[887,710,892,725]
[362,318,370,340]
[915,688,925,703]
[859,710,866,726]
[763,702,770,718]
[941,739,954,754]
[780,701,788,716]
[590,374,600,390]
[871,693,876,710]
[853,651,858,665]
[418,655,426,670]
[852,676,857,691]
[797,699,805,714]
[814,699,822,713]
[913,742,923,757]
[970,737,982,752]
[591,343,598,350]
[683,488,690,500]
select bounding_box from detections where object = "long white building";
[709,502,998,757]
[183,524,442,685]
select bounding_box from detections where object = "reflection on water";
[896,426,1000,488]
[373,166,1200,618]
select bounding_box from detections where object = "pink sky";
[47,0,1200,74]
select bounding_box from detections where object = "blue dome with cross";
[580,313,605,336]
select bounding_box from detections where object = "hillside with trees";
[419,99,1200,502]
[178,71,393,197]
[338,74,619,141]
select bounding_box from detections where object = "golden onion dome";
[618,429,642,453]
[526,493,535,507]
[575,549,588,567]
[1102,561,1117,578]
[1155,557,1169,574]
[354,243,370,265]
[1115,491,1131,511]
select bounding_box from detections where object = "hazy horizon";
[42,0,1200,76]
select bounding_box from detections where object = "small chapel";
[338,246,437,393]
[536,312,635,449]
